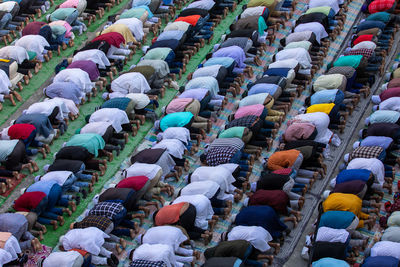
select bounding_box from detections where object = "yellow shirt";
[322,193,368,220]
[100,24,136,44]
[306,103,335,115]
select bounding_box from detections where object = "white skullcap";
[353,141,360,149]
[371,95,381,104]
[156,132,163,141]
[34,175,41,182]
[365,117,370,126]
[322,190,331,200]
[343,153,349,163]
[102,93,109,100]
[43,164,50,172]
[372,105,378,111]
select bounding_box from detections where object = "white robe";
[228,226,273,252]
[54,69,94,93]
[80,122,112,136]
[294,22,328,44]
[160,127,191,145]
[191,166,236,196]
[315,227,349,243]
[124,163,162,179]
[111,72,151,94]
[0,46,29,64]
[152,139,186,159]
[73,50,111,69]
[173,194,214,230]
[62,227,109,256]
[132,244,176,267]
[115,18,144,41]
[89,108,129,133]
[346,158,385,186]
[44,97,78,116]
[275,48,312,69]
[1,235,20,263]
[180,180,220,199]
[378,97,400,112]
[43,251,83,267]
[15,35,50,57]
[295,112,333,144]
[371,241,400,259]
[142,226,187,252]
[25,101,65,121]
[40,171,73,186]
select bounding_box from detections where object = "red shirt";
[368,0,395,13]
[155,202,186,226]
[92,32,125,48]
[249,190,289,214]
[380,87,400,102]
[116,176,149,191]
[14,192,46,212]
[175,15,201,26]
[273,168,293,176]
[22,21,47,36]
[353,35,373,46]
[7,124,36,140]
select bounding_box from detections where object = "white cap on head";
[156,132,163,141]
[322,190,331,200]
[102,93,109,100]
[372,105,378,111]
[365,117,370,126]
[371,95,381,104]
[135,234,143,244]
[34,175,41,182]
[93,194,99,204]
[154,120,161,130]
[59,235,65,243]
[250,182,257,192]
[46,14,51,22]
[343,153,349,163]
[359,129,364,138]
[20,188,26,195]
[161,106,166,114]
[243,197,249,207]
[353,141,360,149]
[43,164,50,172]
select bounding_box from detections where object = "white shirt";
[275,48,311,69]
[0,69,10,95]
[43,251,83,267]
[0,248,13,266]
[124,163,162,179]
[40,171,73,185]
[1,235,20,263]
[25,101,64,121]
[294,22,328,44]
[180,180,220,199]
[15,35,50,56]
[152,139,186,159]
[295,112,333,144]
[89,108,129,133]
[142,226,187,252]
[191,166,236,195]
[44,97,78,116]
[0,46,29,64]
[285,31,313,45]
[133,244,176,267]
[240,6,265,18]
[0,2,17,12]
[352,41,377,50]
[269,59,299,69]
[115,18,144,41]
[315,227,349,243]
[309,0,339,14]
[228,226,272,252]
[239,93,269,107]
[126,93,150,109]
[371,241,400,259]
[378,97,400,112]
[173,194,214,230]
[346,158,385,185]
[80,121,112,136]
[111,72,151,94]
[73,49,110,69]
[164,21,191,32]
[313,74,346,91]
[192,65,221,79]
[54,68,94,93]
[160,127,191,145]
[62,228,108,256]
[220,163,239,173]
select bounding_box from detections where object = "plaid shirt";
[74,215,112,232]
[88,202,124,220]
[345,48,374,59]
[349,146,384,161]
[206,146,238,166]
[226,115,262,133]
[130,260,167,267]
[327,66,356,79]
[368,0,395,13]
[209,138,244,151]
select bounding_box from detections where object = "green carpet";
[0,1,247,248]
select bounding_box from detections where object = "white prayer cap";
[161,106,166,114]
[156,132,163,141]
[358,129,364,138]
[322,190,331,200]
[250,182,257,192]
[343,153,349,163]
[93,194,100,204]
[59,235,65,243]
[372,105,378,111]
[20,188,26,195]
[371,95,381,104]
[135,234,143,244]
[365,117,370,126]
[46,14,51,22]
[353,141,360,149]
[34,175,41,182]
[243,197,249,207]
[154,120,161,130]
[102,93,109,100]
[142,46,149,54]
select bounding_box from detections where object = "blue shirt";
[362,256,399,267]
[336,169,371,184]
[360,136,393,149]
[311,89,344,105]
[26,180,58,196]
[157,30,186,41]
[248,84,279,96]
[263,68,291,77]
[313,257,350,267]
[318,211,356,229]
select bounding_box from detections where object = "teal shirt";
[219,127,246,139]
[66,133,105,157]
[204,57,235,68]
[366,12,391,23]
[312,258,350,267]
[370,110,400,124]
[258,16,268,36]
[51,8,76,21]
[0,140,19,162]
[318,211,356,229]
[160,112,193,131]
[333,55,363,68]
[143,48,172,61]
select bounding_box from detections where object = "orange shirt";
[175,15,201,26]
[267,149,300,170]
[0,232,12,249]
[155,202,186,225]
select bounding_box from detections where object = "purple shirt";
[360,136,393,149]
[179,88,208,101]
[212,46,246,69]
[67,60,100,81]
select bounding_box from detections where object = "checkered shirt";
[226,115,262,133]
[349,146,384,161]
[345,48,374,59]
[88,202,124,220]
[206,146,238,166]
[130,260,167,267]
[327,66,356,79]
[74,215,112,232]
[209,138,245,151]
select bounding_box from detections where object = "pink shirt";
[60,0,79,8]
[283,122,316,142]
[234,104,264,119]
[49,20,73,37]
[166,98,193,114]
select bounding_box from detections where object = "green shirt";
[50,25,66,39]
[219,127,246,139]
[66,133,105,157]
[51,8,76,21]
[305,6,331,16]
[120,8,145,19]
[366,12,391,23]
[160,112,193,131]
[370,110,400,124]
[285,40,312,50]
[143,48,172,61]
[333,55,363,69]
